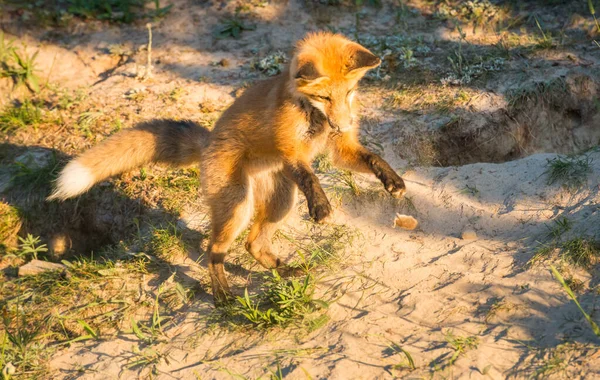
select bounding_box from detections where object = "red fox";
[49,31,406,304]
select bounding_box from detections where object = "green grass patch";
[76,110,104,138]
[116,167,200,213]
[155,168,201,212]
[155,168,200,193]
[68,0,172,22]
[0,247,180,377]
[0,32,41,93]
[0,257,134,376]
[534,16,555,49]
[16,234,48,261]
[0,202,21,255]
[0,100,43,133]
[9,153,60,196]
[545,155,592,191]
[384,85,474,113]
[216,16,256,39]
[545,216,572,240]
[444,330,479,366]
[281,223,359,272]
[147,224,188,263]
[559,238,600,268]
[506,78,568,111]
[434,0,511,31]
[215,223,358,331]
[529,237,600,269]
[219,270,329,330]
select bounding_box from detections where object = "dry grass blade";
[549,265,600,337]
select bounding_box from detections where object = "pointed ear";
[294,61,329,88]
[346,46,381,74]
[295,61,320,81]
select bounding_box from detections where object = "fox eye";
[315,95,331,102]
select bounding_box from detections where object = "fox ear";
[294,61,329,88]
[295,61,320,81]
[347,47,381,74]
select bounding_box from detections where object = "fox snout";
[326,114,353,133]
[326,101,354,133]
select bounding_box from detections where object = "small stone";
[393,214,419,230]
[461,229,477,240]
[19,259,66,277]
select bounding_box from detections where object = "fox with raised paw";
[49,31,406,305]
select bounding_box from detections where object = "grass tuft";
[385,341,417,371]
[220,271,328,330]
[0,100,43,133]
[529,237,600,269]
[534,16,554,49]
[217,16,256,39]
[545,217,571,240]
[484,297,524,324]
[16,234,48,261]
[507,78,567,111]
[148,225,187,263]
[9,153,60,196]
[445,330,479,366]
[0,32,41,93]
[545,155,592,190]
[550,266,600,337]
[0,249,163,377]
[214,223,357,331]
[0,202,21,255]
[130,284,171,345]
[282,224,358,272]
[559,238,600,268]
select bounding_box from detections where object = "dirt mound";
[395,73,600,166]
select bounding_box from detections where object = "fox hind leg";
[206,178,254,305]
[246,171,297,274]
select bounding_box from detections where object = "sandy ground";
[2,0,600,378]
[48,151,600,379]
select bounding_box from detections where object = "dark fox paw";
[310,201,333,224]
[384,175,406,199]
[276,264,305,278]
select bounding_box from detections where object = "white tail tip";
[47,161,95,201]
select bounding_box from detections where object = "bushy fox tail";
[48,119,210,201]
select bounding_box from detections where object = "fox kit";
[49,31,406,304]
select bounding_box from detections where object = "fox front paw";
[310,201,333,224]
[384,175,406,199]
